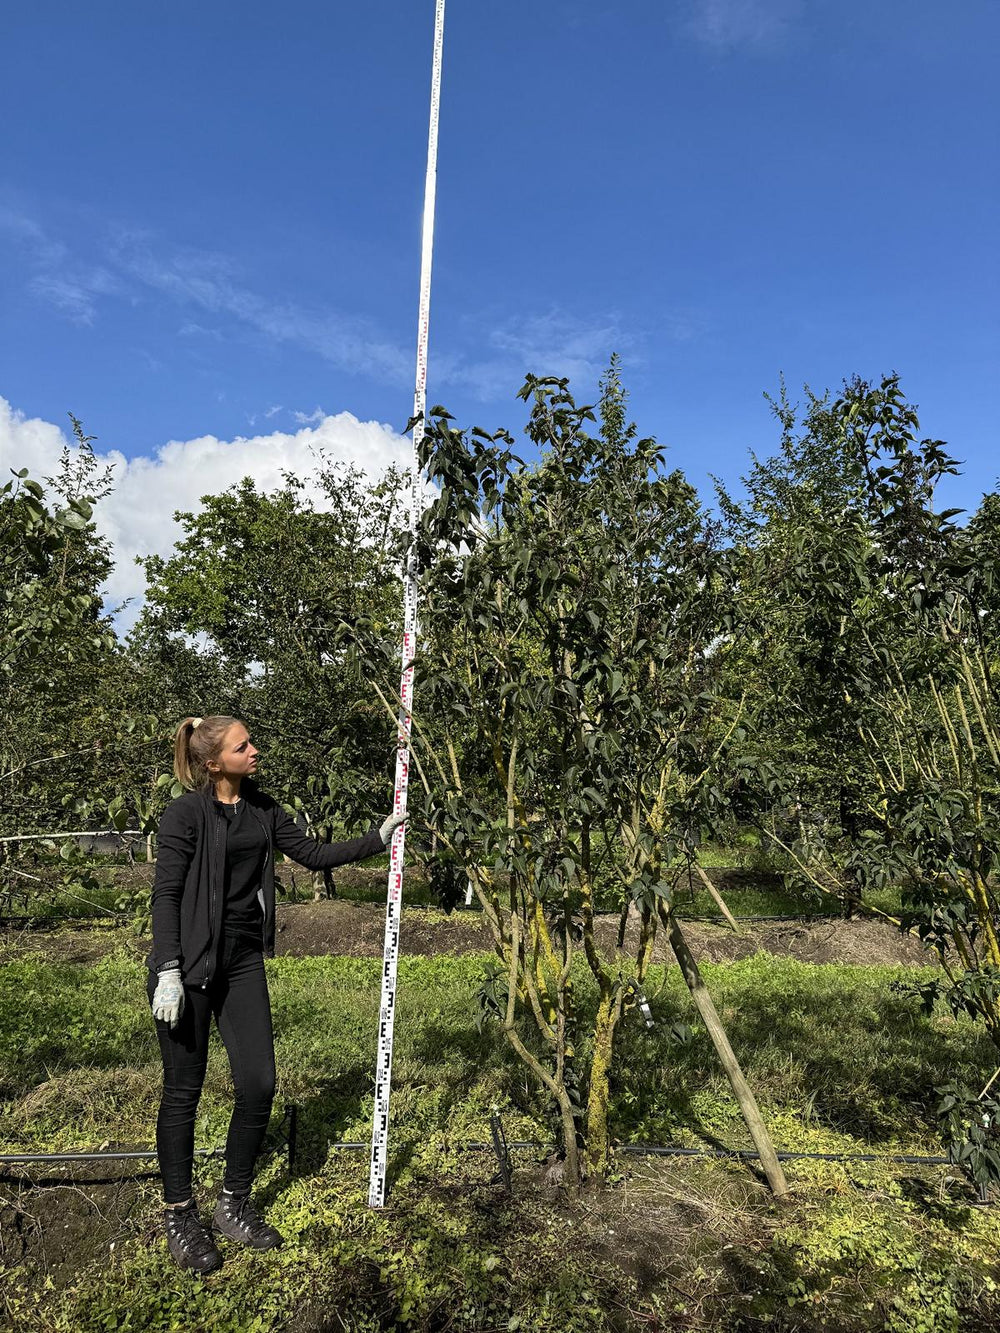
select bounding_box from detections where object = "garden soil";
[2,862,934,968]
[269,899,934,967]
[0,1165,153,1288]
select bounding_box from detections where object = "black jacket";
[147,779,384,987]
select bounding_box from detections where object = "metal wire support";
[287,1103,298,1173]
[489,1112,514,1193]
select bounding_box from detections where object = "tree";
[715,376,958,912]
[1,417,120,836]
[133,459,406,850]
[723,374,1000,1186]
[353,367,788,1193]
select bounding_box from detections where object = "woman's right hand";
[152,967,185,1028]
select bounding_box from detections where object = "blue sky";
[2,0,997,549]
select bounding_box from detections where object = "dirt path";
[2,896,935,968]
[273,898,934,967]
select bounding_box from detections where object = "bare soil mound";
[0,1162,153,1287]
[270,899,934,968]
[0,864,935,969]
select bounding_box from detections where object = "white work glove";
[379,812,406,847]
[152,966,185,1028]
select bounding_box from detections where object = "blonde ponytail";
[172,714,239,791]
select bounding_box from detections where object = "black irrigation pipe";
[0,1141,953,1169]
[0,1148,223,1164]
[0,1107,298,1169]
[616,1145,953,1165]
[677,913,843,923]
[440,1142,954,1166]
[0,910,848,929]
[6,1128,983,1203]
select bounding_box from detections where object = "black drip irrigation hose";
[616,1145,952,1165]
[6,1122,985,1203]
[0,911,851,934]
[0,1140,953,1168]
[436,1143,954,1166]
[676,913,843,923]
[0,1107,298,1168]
[0,1148,223,1164]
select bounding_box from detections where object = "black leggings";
[147,930,276,1203]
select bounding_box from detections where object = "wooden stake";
[660,905,790,1199]
[693,861,740,934]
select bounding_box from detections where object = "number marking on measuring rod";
[368,0,446,1210]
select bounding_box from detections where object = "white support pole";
[368,0,447,1210]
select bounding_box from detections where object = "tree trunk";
[661,908,790,1199]
[583,989,616,1178]
[558,1088,581,1191]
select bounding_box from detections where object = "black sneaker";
[164,1200,223,1274]
[212,1190,283,1250]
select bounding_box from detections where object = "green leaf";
[55,510,88,530]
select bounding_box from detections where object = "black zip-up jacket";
[146,779,384,987]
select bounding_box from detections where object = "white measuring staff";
[368,0,447,1210]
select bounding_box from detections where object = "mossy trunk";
[583,988,617,1179]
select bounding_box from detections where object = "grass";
[5,839,912,927]
[2,945,1000,1329]
[4,951,991,1157]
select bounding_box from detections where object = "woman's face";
[207,722,259,783]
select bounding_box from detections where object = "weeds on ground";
[2,952,999,1330]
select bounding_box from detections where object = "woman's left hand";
[379,812,406,846]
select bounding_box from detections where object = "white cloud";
[27,268,120,326]
[438,309,641,401]
[1,209,413,386]
[178,321,223,340]
[490,311,624,364]
[0,396,411,638]
[683,0,801,50]
[1,209,673,405]
[0,206,121,324]
[0,206,67,267]
[112,231,414,388]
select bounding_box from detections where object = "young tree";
[825,391,1000,1183]
[723,374,1000,1184]
[1,418,120,836]
[715,376,955,911]
[134,461,405,843]
[354,369,787,1192]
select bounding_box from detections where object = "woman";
[147,714,403,1275]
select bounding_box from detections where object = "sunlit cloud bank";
[0,396,411,637]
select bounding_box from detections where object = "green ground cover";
[2,949,999,1329]
[7,848,904,924]
[4,951,986,1158]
